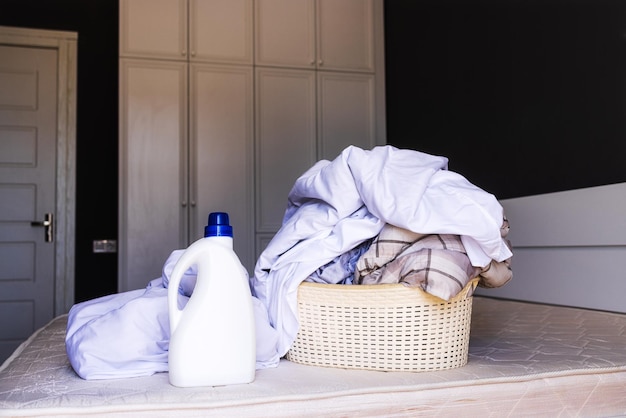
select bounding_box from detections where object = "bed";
[3,156,625,417]
[1,295,626,417]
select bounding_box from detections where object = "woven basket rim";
[298,277,479,304]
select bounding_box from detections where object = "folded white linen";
[251,145,512,366]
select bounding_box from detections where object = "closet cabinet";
[119,0,254,292]
[119,0,253,64]
[254,0,385,242]
[254,69,377,235]
[255,0,376,72]
[119,0,385,291]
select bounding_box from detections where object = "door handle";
[31,213,54,243]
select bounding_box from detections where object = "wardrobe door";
[255,68,316,236]
[191,64,255,273]
[317,72,377,160]
[255,0,377,72]
[119,59,188,292]
[254,0,316,69]
[317,0,376,72]
[119,0,188,60]
[189,0,253,64]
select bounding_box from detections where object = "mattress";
[1,296,626,418]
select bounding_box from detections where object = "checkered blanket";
[355,222,512,300]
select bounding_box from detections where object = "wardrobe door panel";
[255,0,315,69]
[317,72,376,160]
[191,64,254,273]
[119,59,188,291]
[190,0,253,64]
[317,0,376,72]
[255,68,316,233]
[119,0,187,59]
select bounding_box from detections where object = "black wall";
[385,0,626,198]
[2,0,625,302]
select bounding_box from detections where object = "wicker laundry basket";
[286,278,479,372]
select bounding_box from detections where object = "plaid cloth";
[478,216,512,289]
[355,223,512,300]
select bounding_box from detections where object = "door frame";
[0,26,77,314]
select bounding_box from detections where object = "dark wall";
[2,0,625,303]
[385,0,626,199]
[0,0,119,302]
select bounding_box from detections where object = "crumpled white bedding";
[65,252,280,380]
[251,145,512,363]
[65,145,513,378]
[3,297,626,418]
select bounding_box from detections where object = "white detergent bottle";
[168,212,256,387]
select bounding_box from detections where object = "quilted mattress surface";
[1,296,626,417]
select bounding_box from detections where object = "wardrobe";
[118,0,385,291]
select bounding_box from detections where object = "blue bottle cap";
[204,212,233,238]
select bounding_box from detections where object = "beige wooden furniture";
[118,0,386,290]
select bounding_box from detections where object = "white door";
[0,44,58,362]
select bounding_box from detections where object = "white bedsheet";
[2,297,625,417]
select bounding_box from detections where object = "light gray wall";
[476,183,626,313]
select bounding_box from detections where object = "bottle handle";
[168,240,217,333]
